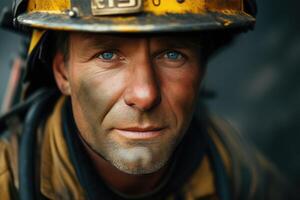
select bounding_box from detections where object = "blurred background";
[204,0,300,186]
[0,0,299,187]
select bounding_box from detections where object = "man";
[0,0,295,199]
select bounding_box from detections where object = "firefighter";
[0,0,295,199]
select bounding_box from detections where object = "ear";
[52,52,71,95]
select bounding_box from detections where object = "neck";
[81,139,167,196]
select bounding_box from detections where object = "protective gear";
[14,0,256,33]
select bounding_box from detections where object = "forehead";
[70,32,204,48]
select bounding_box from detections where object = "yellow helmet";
[14,0,256,33]
[14,0,257,56]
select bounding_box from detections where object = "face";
[53,33,205,175]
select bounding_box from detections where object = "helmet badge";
[91,0,143,15]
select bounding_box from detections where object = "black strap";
[19,88,59,200]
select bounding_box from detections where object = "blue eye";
[99,52,116,60]
[164,51,183,60]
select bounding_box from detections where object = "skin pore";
[52,33,205,195]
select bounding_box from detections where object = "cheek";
[160,65,203,126]
[69,63,127,136]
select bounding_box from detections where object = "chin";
[107,146,170,175]
[112,159,167,175]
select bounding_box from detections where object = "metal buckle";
[91,0,143,16]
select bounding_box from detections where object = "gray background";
[1,0,299,186]
[205,0,300,185]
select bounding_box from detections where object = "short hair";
[53,31,70,63]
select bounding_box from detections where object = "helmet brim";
[17,11,255,33]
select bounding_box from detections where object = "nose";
[124,57,161,111]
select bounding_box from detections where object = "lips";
[114,126,165,140]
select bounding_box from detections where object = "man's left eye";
[164,51,183,60]
[98,52,117,61]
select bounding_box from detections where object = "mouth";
[114,126,165,140]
